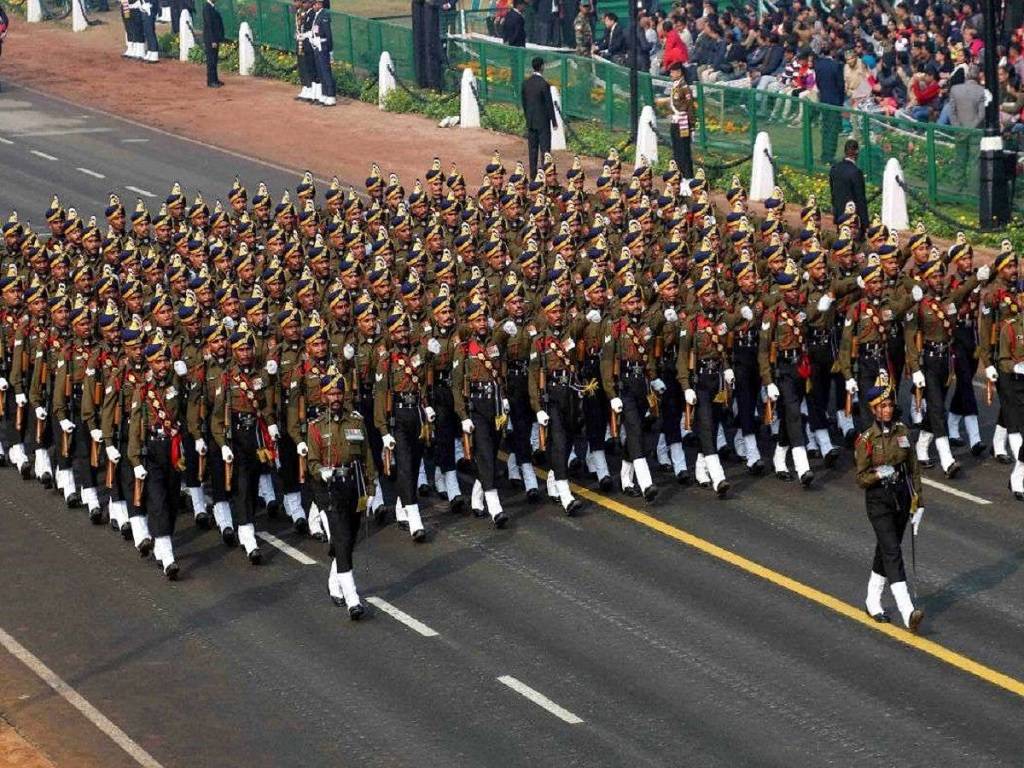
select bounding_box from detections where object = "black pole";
[978,0,1009,228]
[629,0,639,143]
[982,0,1000,135]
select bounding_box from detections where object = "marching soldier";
[855,370,924,633]
[425,286,465,511]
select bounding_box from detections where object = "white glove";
[536,410,550,426]
[425,406,437,422]
[586,309,602,323]
[268,424,280,440]
[133,464,147,480]
[911,284,924,302]
[265,359,278,376]
[0,377,8,391]
[977,264,991,282]
[845,378,858,394]
[817,294,833,312]
[1015,363,1024,376]
[195,438,207,455]
[724,368,735,386]
[320,467,334,482]
[501,398,510,414]
[296,441,308,456]
[740,305,753,321]
[985,365,999,382]
[766,383,780,401]
[90,428,103,442]
[344,343,355,360]
[173,360,188,377]
[462,419,474,434]
[875,464,895,480]
[15,393,27,406]
[856,276,865,289]
[911,507,924,535]
[426,338,441,355]
[502,320,518,335]
[382,434,397,450]
[685,388,697,406]
[222,445,234,463]
[610,397,624,413]
[35,406,47,421]
[105,445,121,462]
[912,370,926,389]
[664,307,678,323]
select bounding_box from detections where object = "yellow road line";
[525,460,1024,698]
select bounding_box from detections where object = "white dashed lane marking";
[29,150,58,161]
[366,597,440,637]
[76,167,106,179]
[255,531,317,565]
[125,185,155,198]
[497,676,584,725]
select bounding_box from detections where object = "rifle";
[538,342,548,451]
[36,359,49,443]
[763,393,774,426]
[298,387,307,482]
[986,379,993,406]
[133,475,144,507]
[224,375,233,492]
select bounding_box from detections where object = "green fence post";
[346,15,354,68]
[802,101,813,173]
[748,88,757,148]
[859,111,870,177]
[926,126,938,205]
[697,83,707,150]
[604,64,614,130]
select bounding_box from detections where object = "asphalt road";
[1,85,1023,768]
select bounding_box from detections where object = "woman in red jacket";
[660,18,688,74]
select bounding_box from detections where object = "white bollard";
[460,67,481,129]
[634,105,658,167]
[550,85,566,151]
[159,4,170,22]
[881,157,909,231]
[179,10,195,62]
[27,0,42,23]
[71,0,88,32]
[238,21,255,76]
[378,51,397,109]
[749,130,775,202]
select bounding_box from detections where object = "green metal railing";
[193,0,1004,214]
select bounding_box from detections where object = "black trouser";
[298,45,315,88]
[128,8,144,43]
[277,413,301,495]
[807,340,835,432]
[888,334,906,401]
[357,387,394,505]
[391,403,423,504]
[580,358,608,451]
[855,353,889,430]
[183,432,201,488]
[143,8,159,53]
[866,481,911,584]
[693,366,726,456]
[469,391,500,491]
[27,399,52,455]
[526,125,551,180]
[920,350,952,438]
[145,435,182,537]
[670,124,694,178]
[314,48,335,98]
[229,421,261,526]
[431,383,458,473]
[659,359,683,446]
[732,346,760,435]
[0,386,18,449]
[53,410,72,471]
[315,474,361,571]
[618,371,649,461]
[773,358,806,449]
[204,426,229,503]
[547,383,579,481]
[505,370,533,464]
[997,373,1024,440]
[949,326,979,417]
[205,42,220,85]
[69,410,97,490]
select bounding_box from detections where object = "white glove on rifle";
[610,397,623,414]
[0,377,8,391]
[586,309,602,323]
[1015,363,1024,376]
[15,393,26,406]
[502,320,518,336]
[684,388,697,406]
[766,383,780,401]
[911,507,924,535]
[133,464,147,480]
[664,307,678,323]
[195,438,207,455]
[265,359,278,376]
[344,344,355,360]
[90,429,103,442]
[985,365,999,382]
[35,406,47,421]
[817,294,833,312]
[426,338,441,355]
[875,464,895,480]
[382,434,396,450]
[296,441,308,456]
[425,406,437,422]
[845,378,858,394]
[320,467,334,482]
[501,398,510,414]
[723,368,735,386]
[740,305,753,321]
[536,410,550,426]
[461,419,474,434]
[977,264,991,282]
[912,370,926,389]
[105,446,121,463]
[268,424,280,440]
[173,360,188,377]
[651,378,667,394]
[222,445,234,463]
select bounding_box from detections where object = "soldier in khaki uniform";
[573,0,592,57]
[308,365,376,620]
[994,281,1024,499]
[854,371,924,633]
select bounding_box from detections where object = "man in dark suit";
[502,0,527,47]
[203,0,225,88]
[814,46,845,164]
[829,139,868,241]
[595,11,626,63]
[521,56,558,179]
